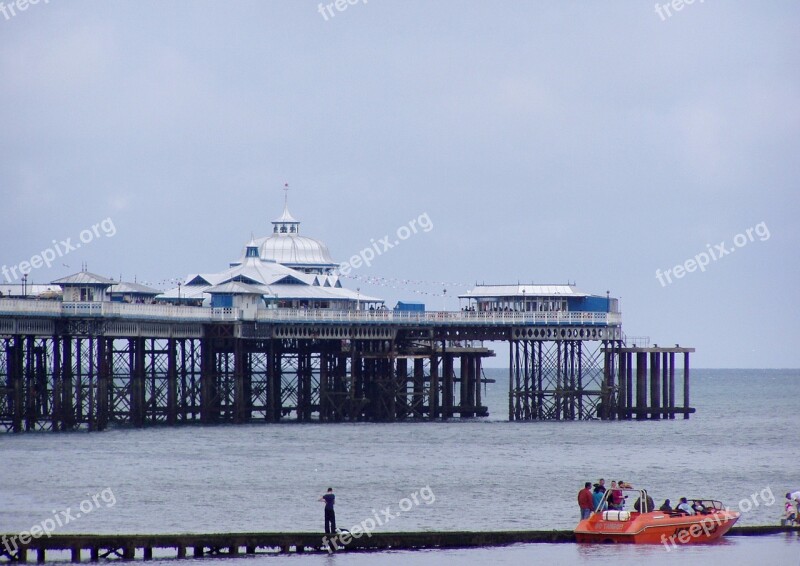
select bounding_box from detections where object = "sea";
[1,368,799,565]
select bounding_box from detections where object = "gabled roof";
[186,274,224,286]
[52,271,115,286]
[206,281,270,295]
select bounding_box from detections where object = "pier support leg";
[669,352,676,419]
[459,355,468,418]
[650,351,660,420]
[618,349,627,420]
[508,342,514,421]
[475,355,484,416]
[167,338,177,425]
[131,337,146,427]
[636,352,647,421]
[267,344,281,423]
[683,352,690,419]
[413,358,424,418]
[661,352,669,420]
[442,350,453,420]
[625,352,633,420]
[429,354,439,420]
[233,339,245,424]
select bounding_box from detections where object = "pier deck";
[1,298,695,430]
[1,527,797,561]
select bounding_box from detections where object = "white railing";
[254,309,621,326]
[0,298,62,316]
[0,298,622,326]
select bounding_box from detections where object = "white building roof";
[459,284,590,299]
[158,254,381,304]
[109,282,162,295]
[52,271,115,286]
[206,281,270,295]
[253,234,337,268]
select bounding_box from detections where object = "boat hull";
[575,509,740,545]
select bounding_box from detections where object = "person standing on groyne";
[319,487,336,534]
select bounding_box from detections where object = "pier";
[0,299,693,431]
[1,526,797,562]
[0,200,695,431]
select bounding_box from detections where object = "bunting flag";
[338,272,471,297]
[137,273,473,297]
[340,273,470,288]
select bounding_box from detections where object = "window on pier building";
[211,294,233,308]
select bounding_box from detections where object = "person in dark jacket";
[319,488,336,534]
[634,490,655,513]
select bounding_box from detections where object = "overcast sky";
[1,1,798,368]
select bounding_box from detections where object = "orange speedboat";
[575,488,740,545]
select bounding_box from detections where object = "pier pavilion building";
[459,284,618,315]
[156,201,382,312]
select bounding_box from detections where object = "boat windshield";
[593,489,726,514]
[594,487,650,513]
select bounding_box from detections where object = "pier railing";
[0,298,621,326]
[255,308,621,326]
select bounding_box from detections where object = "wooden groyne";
[1,526,797,562]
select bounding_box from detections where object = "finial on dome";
[273,183,299,233]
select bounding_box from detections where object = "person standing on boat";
[633,490,655,513]
[578,482,594,519]
[608,481,624,510]
[319,488,336,534]
[592,484,606,513]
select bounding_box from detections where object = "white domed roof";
[246,199,339,270]
[259,234,336,267]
